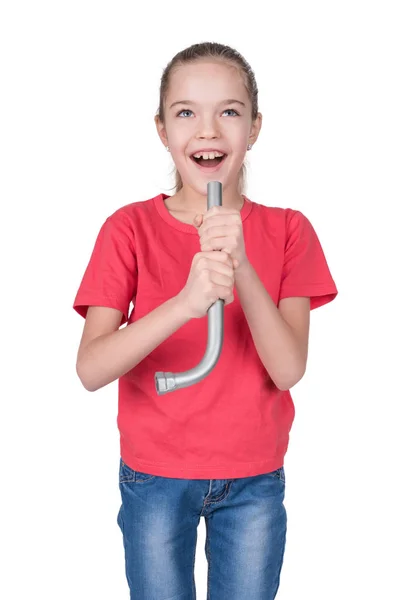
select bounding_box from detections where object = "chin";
[195,180,224,197]
[183,174,233,196]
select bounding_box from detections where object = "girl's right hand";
[178,251,236,319]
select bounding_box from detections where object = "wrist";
[173,291,194,321]
[234,256,252,277]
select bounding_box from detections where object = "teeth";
[193,151,225,159]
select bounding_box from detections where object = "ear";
[154,114,168,148]
[248,112,263,146]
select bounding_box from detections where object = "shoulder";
[249,198,300,219]
[249,199,305,233]
[102,194,160,233]
[108,195,156,221]
[89,197,157,252]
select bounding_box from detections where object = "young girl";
[73,42,338,600]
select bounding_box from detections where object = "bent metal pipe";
[154,181,224,395]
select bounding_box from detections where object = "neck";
[175,183,244,213]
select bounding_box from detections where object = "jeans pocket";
[119,458,156,484]
[271,466,285,484]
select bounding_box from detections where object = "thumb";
[193,214,203,227]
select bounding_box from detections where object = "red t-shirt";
[73,193,338,479]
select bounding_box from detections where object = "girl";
[73,42,338,600]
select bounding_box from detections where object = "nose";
[196,115,220,140]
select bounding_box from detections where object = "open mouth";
[190,154,227,170]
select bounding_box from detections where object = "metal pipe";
[154,181,224,395]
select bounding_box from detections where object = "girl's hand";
[193,206,249,270]
[178,250,236,319]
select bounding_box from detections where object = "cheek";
[165,122,189,148]
[169,134,192,159]
[237,132,251,153]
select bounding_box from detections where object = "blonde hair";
[156,42,259,194]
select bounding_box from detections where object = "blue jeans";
[117,458,287,599]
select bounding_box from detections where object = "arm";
[234,260,310,391]
[76,294,191,392]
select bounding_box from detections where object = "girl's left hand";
[193,206,249,270]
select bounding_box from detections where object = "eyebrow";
[169,98,246,109]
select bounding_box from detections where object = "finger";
[202,250,230,261]
[193,214,203,227]
[204,206,239,218]
[201,240,231,252]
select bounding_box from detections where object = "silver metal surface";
[155,181,224,395]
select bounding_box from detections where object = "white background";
[1,1,399,598]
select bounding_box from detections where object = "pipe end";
[155,372,177,395]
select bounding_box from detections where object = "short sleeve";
[73,210,137,326]
[279,209,338,311]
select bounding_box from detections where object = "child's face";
[156,60,261,196]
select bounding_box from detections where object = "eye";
[176,108,240,117]
[223,109,239,116]
[177,109,193,117]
